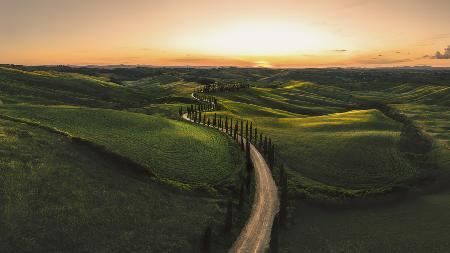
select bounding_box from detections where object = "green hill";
[0,67,146,108]
[0,118,230,252]
[0,104,244,190]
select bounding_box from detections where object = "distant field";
[206,79,450,199]
[124,77,200,99]
[352,83,450,106]
[211,81,350,116]
[207,83,421,197]
[0,105,244,188]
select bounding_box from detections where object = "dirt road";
[182,97,279,252]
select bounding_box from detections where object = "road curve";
[183,94,279,253]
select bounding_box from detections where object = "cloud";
[358,58,411,65]
[333,49,348,52]
[432,45,450,59]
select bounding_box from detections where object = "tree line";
[354,101,433,154]
[197,82,250,93]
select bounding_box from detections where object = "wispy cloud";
[358,58,411,64]
[432,45,450,59]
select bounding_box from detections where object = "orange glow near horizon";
[1,0,450,67]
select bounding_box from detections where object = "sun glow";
[177,21,341,56]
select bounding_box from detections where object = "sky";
[1,0,450,67]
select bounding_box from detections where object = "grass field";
[0,105,245,190]
[0,118,233,252]
[206,81,427,199]
[207,108,420,198]
[254,109,417,189]
[211,81,350,116]
[280,190,450,253]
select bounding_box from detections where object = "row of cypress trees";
[183,94,287,253]
[182,103,276,166]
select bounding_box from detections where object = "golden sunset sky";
[1,0,450,67]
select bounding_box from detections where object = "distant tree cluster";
[198,82,250,93]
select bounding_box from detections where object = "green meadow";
[0,118,229,252]
[0,104,244,189]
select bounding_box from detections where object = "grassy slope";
[0,118,228,252]
[211,81,349,116]
[0,105,244,188]
[208,109,417,195]
[281,190,450,253]
[254,109,417,190]
[206,82,419,196]
[203,77,450,252]
[353,83,450,171]
[0,67,146,108]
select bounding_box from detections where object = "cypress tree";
[214,113,217,128]
[224,199,233,233]
[268,138,272,160]
[250,122,253,142]
[240,121,244,151]
[279,164,284,186]
[246,139,251,163]
[225,117,228,133]
[234,122,238,140]
[264,136,268,157]
[240,120,244,137]
[219,115,222,130]
[245,121,248,139]
[207,117,210,126]
[199,111,202,124]
[270,144,275,167]
[259,133,263,150]
[201,226,212,253]
[254,128,258,146]
[203,114,206,125]
[230,118,233,137]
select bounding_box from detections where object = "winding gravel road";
[183,94,279,253]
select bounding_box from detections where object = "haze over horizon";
[2,0,450,68]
